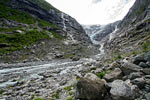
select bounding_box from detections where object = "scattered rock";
[103,68,123,82]
[75,78,107,100]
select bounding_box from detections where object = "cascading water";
[61,13,75,42]
[109,25,118,41]
[61,13,67,31]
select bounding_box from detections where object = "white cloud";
[46,0,135,25]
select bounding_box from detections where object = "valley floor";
[0,54,103,100]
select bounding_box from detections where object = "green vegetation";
[0,30,50,55]
[52,92,60,99]
[0,27,24,32]
[50,31,64,40]
[0,89,4,94]
[64,86,72,91]
[0,2,35,24]
[69,91,73,96]
[142,42,150,52]
[66,97,73,100]
[96,70,111,79]
[38,19,57,28]
[33,97,43,100]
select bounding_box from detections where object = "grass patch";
[142,42,150,52]
[64,86,72,91]
[0,89,4,94]
[33,97,43,100]
[0,27,24,32]
[0,30,50,55]
[38,19,57,28]
[51,31,64,40]
[0,2,36,24]
[66,97,73,100]
[52,92,60,99]
[96,70,112,79]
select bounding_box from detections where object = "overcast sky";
[46,0,135,25]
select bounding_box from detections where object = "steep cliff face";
[0,0,95,63]
[104,0,150,58]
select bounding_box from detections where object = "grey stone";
[110,80,139,100]
[103,68,123,82]
[75,78,107,100]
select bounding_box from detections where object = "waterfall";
[99,43,105,54]
[109,25,118,41]
[61,13,67,31]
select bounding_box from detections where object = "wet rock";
[139,62,149,68]
[103,68,123,82]
[120,62,142,75]
[131,78,146,89]
[75,78,107,100]
[110,80,139,100]
[128,72,143,80]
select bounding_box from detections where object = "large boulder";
[75,78,107,100]
[103,68,123,82]
[120,62,142,75]
[110,80,139,100]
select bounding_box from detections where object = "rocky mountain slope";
[0,0,97,63]
[104,0,150,58]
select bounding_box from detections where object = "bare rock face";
[75,78,107,100]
